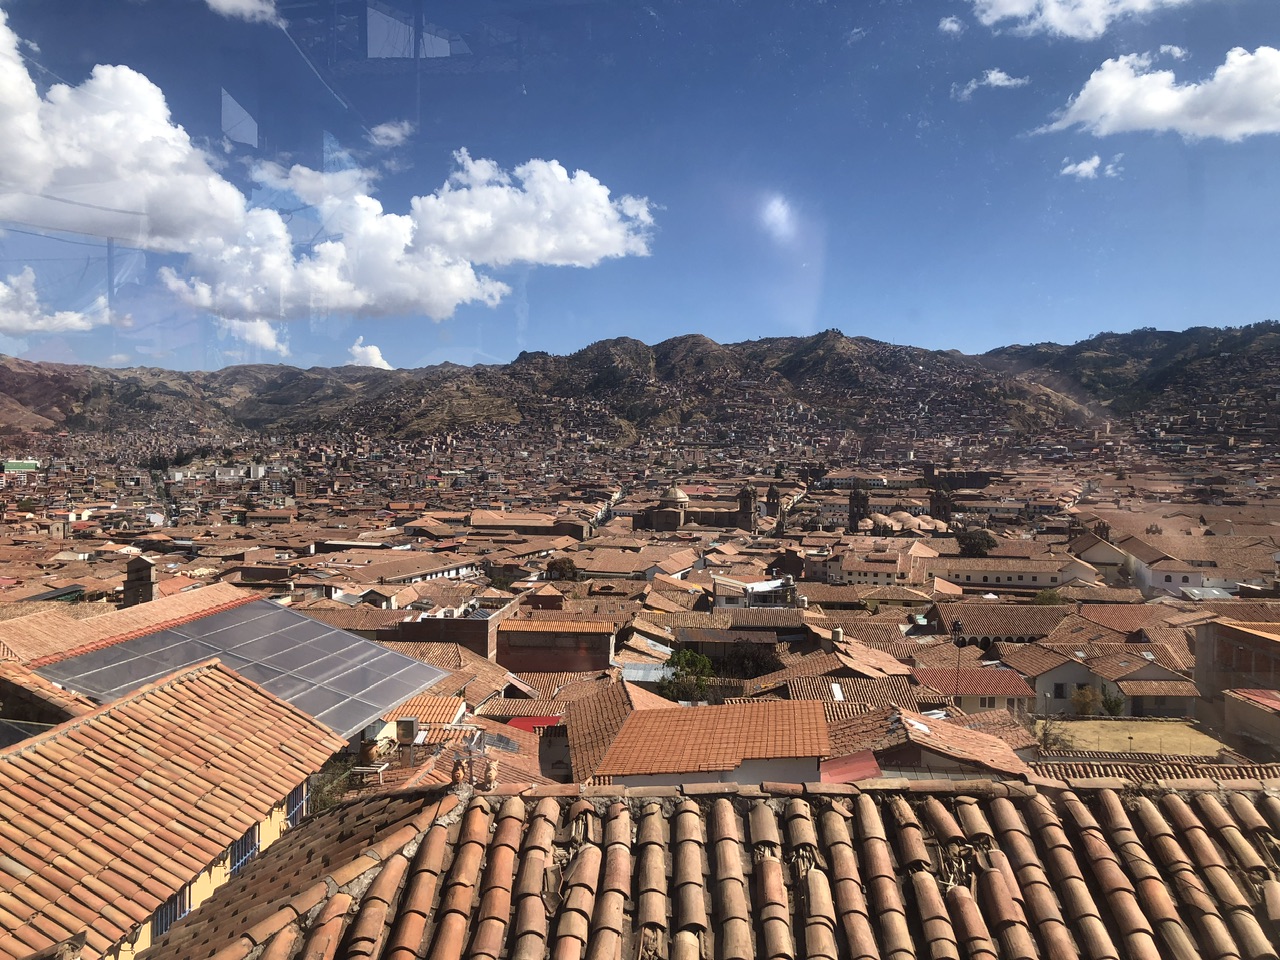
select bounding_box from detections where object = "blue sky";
[0,0,1276,370]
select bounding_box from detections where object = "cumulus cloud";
[0,14,247,249]
[348,336,393,369]
[216,317,288,356]
[1059,155,1101,178]
[1043,46,1280,140]
[0,267,108,336]
[952,68,1031,101]
[368,120,413,148]
[413,150,654,267]
[759,194,797,244]
[1160,44,1188,59]
[0,10,653,351]
[965,0,1197,40]
[938,16,967,34]
[203,0,282,24]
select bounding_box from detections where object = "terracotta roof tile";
[563,681,678,782]
[595,701,830,777]
[784,675,921,710]
[379,694,465,726]
[913,667,1037,698]
[934,602,1071,640]
[0,583,254,668]
[0,660,344,960]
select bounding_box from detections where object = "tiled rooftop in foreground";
[142,776,1280,960]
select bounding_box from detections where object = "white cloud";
[1160,44,1188,59]
[938,16,967,35]
[108,353,131,364]
[348,336,393,369]
[1059,153,1125,178]
[0,12,247,249]
[0,267,108,336]
[203,0,282,24]
[216,317,288,356]
[0,11,653,339]
[1043,46,1280,140]
[952,68,1031,101]
[1060,155,1102,178]
[368,120,413,148]
[759,194,797,244]
[412,150,653,267]
[965,0,1197,40]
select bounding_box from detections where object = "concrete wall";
[953,694,1032,714]
[1034,661,1098,714]
[1224,694,1280,753]
[496,629,614,672]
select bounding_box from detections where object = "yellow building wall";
[106,795,293,960]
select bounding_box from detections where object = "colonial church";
[636,483,757,531]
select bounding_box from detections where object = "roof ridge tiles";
[134,777,1280,960]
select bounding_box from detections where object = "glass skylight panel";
[32,599,446,738]
[315,699,385,737]
[263,644,328,672]
[287,685,342,720]
[234,662,288,688]
[326,664,388,697]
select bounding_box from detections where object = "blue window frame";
[287,784,307,828]
[229,823,260,876]
[152,886,189,938]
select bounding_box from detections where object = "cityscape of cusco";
[4,1,1280,959]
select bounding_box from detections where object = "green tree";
[719,643,784,679]
[956,529,997,558]
[546,556,580,581]
[1032,589,1065,605]
[1070,685,1101,716]
[1099,684,1126,717]
[657,649,714,703]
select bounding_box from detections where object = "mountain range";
[1,322,1276,439]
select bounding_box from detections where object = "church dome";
[659,484,689,505]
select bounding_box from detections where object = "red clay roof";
[380,693,465,725]
[0,659,345,960]
[913,667,1037,698]
[564,680,678,782]
[0,582,255,667]
[1114,679,1200,698]
[139,777,1280,960]
[595,700,830,777]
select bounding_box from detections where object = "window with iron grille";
[152,885,189,939]
[287,784,307,828]
[229,823,260,876]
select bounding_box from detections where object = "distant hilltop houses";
[2,331,1280,956]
